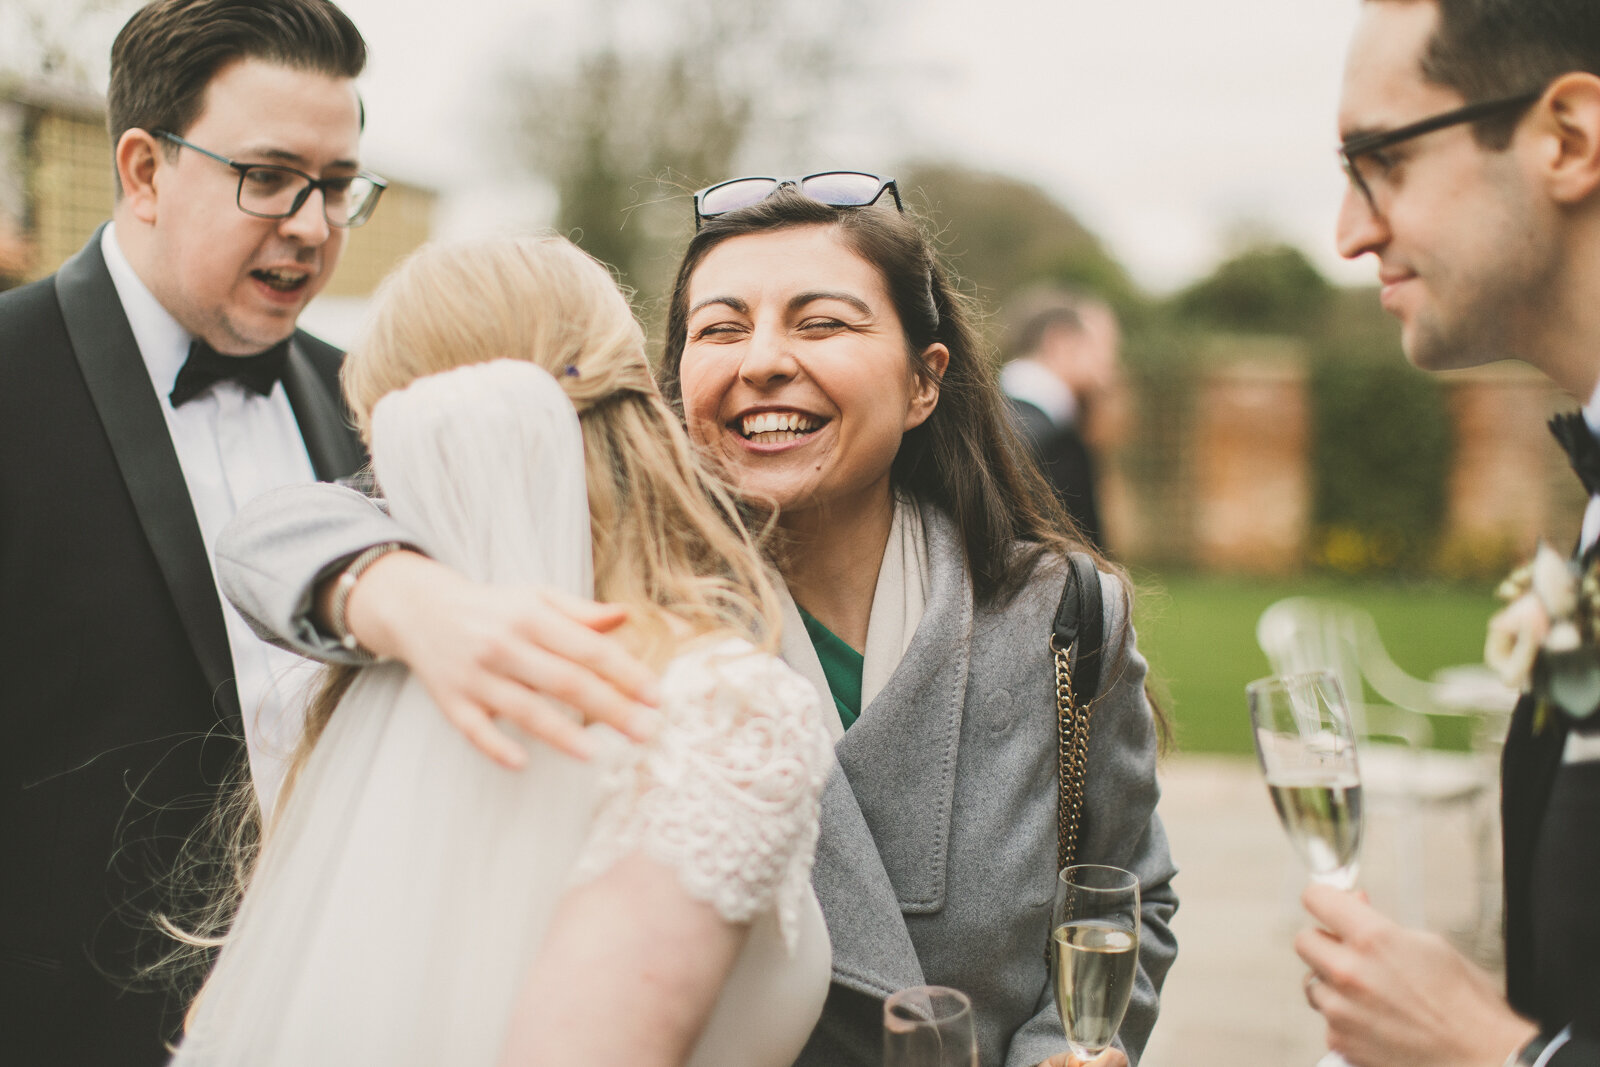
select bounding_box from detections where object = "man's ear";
[1534,73,1600,205]
[115,129,164,223]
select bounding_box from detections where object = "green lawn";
[1129,571,1501,755]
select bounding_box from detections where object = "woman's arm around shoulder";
[217,480,410,662]
[218,481,662,766]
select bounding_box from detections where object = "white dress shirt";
[1000,357,1079,427]
[102,224,322,813]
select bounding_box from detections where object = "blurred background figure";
[1001,289,1125,552]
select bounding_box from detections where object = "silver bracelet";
[328,542,405,653]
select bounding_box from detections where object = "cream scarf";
[779,495,931,742]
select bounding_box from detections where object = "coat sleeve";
[1003,568,1179,1067]
[215,481,417,663]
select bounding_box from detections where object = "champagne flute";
[1052,864,1140,1063]
[1248,669,1363,1067]
[883,985,978,1067]
[1247,670,1363,889]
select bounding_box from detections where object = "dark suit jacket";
[1502,692,1600,1062]
[1006,396,1104,551]
[0,229,363,1064]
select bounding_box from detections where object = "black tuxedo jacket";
[1502,689,1600,1061]
[1005,395,1104,551]
[0,230,363,1064]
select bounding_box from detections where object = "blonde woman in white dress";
[171,236,833,1066]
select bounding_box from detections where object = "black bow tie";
[169,338,289,408]
[1551,411,1600,496]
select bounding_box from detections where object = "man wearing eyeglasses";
[0,1,376,1061]
[1294,2,1600,1066]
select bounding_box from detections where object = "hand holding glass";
[1248,669,1364,1067]
[1052,864,1140,1063]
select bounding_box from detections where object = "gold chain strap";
[1052,634,1092,872]
[1047,632,1093,963]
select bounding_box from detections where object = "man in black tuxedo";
[1000,291,1122,551]
[0,1,372,1060]
[1295,1,1600,1064]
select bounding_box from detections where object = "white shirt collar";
[100,222,194,401]
[1582,374,1600,437]
[1000,357,1078,427]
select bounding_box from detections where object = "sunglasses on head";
[692,172,902,229]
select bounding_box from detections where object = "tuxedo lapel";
[810,508,971,995]
[281,342,362,482]
[1501,692,1568,1011]
[53,232,240,721]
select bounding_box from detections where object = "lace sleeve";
[572,638,833,952]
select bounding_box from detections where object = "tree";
[896,161,1141,320]
[503,0,883,320]
[1171,242,1334,336]
[0,0,130,88]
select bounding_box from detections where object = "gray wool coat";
[216,485,1178,1067]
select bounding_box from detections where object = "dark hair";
[1004,288,1099,362]
[658,190,1090,608]
[107,0,366,184]
[1382,0,1600,147]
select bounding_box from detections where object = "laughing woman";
[217,181,1177,1067]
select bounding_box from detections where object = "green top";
[796,605,864,730]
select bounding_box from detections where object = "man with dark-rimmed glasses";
[1296,2,1600,1065]
[0,2,377,1062]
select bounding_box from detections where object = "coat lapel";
[809,505,972,994]
[54,231,240,721]
[281,343,363,482]
[811,768,927,997]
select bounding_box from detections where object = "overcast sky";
[12,0,1373,293]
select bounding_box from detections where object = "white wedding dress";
[172,361,834,1066]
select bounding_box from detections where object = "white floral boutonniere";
[1486,543,1600,731]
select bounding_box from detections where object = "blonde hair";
[160,236,783,1003]
[292,233,782,771]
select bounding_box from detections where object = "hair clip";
[564,364,580,378]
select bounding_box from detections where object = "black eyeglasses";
[153,130,388,228]
[693,172,902,229]
[1338,89,1543,214]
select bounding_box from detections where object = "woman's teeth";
[741,411,820,444]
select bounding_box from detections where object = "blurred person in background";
[1296,1,1600,1064]
[1001,290,1125,552]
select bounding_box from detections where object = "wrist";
[336,545,420,658]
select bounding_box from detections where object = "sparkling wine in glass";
[1247,669,1364,890]
[883,985,978,1067]
[1248,668,1364,1067]
[1052,864,1140,1063]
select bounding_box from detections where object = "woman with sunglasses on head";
[216,175,1177,1067]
